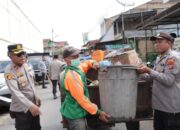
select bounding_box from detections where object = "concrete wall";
[173,37,180,51]
[127,0,176,13]
[100,15,119,38]
[0,0,43,60]
[138,39,155,60]
[100,25,115,42]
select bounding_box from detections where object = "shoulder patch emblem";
[166,58,175,65]
[166,58,175,70]
[5,73,14,80]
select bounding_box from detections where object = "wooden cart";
[61,69,153,130]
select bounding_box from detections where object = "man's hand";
[137,64,151,74]
[35,97,41,107]
[29,104,41,117]
[99,111,110,122]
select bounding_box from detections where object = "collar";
[10,62,24,71]
[158,49,171,59]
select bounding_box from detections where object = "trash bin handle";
[121,66,137,70]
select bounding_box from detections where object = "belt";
[155,109,180,116]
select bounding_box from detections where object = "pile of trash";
[96,48,141,68]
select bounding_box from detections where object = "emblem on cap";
[17,45,21,49]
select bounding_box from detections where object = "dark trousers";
[42,72,46,88]
[126,121,139,130]
[51,80,58,95]
[154,110,180,130]
[10,111,41,130]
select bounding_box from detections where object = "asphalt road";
[0,84,153,130]
[0,84,66,130]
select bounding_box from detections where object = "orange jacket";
[64,60,98,115]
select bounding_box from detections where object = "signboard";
[105,44,131,51]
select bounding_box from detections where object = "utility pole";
[115,0,134,43]
[51,29,54,56]
[50,29,61,56]
[52,29,54,43]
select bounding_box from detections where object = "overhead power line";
[115,0,134,7]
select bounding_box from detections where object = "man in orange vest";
[59,46,109,130]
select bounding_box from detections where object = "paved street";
[0,84,153,130]
[0,84,66,130]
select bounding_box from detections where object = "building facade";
[43,39,68,56]
[99,0,178,61]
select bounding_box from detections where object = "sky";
[15,0,151,48]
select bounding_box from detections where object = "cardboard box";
[107,50,141,66]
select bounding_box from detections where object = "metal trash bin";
[98,65,138,121]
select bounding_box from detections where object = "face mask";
[71,58,80,66]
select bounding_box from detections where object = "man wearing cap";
[137,32,180,130]
[59,46,109,130]
[4,44,41,130]
[48,54,66,99]
[39,55,48,89]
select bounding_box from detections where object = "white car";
[0,76,11,107]
[0,74,11,97]
[0,61,11,107]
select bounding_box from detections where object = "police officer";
[4,44,41,130]
[137,32,180,130]
[48,54,66,99]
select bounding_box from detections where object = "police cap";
[8,44,25,54]
[150,32,174,43]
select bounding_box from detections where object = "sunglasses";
[15,52,26,57]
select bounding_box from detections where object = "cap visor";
[71,50,81,56]
[13,49,25,54]
[150,36,164,41]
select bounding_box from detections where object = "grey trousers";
[67,117,88,130]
